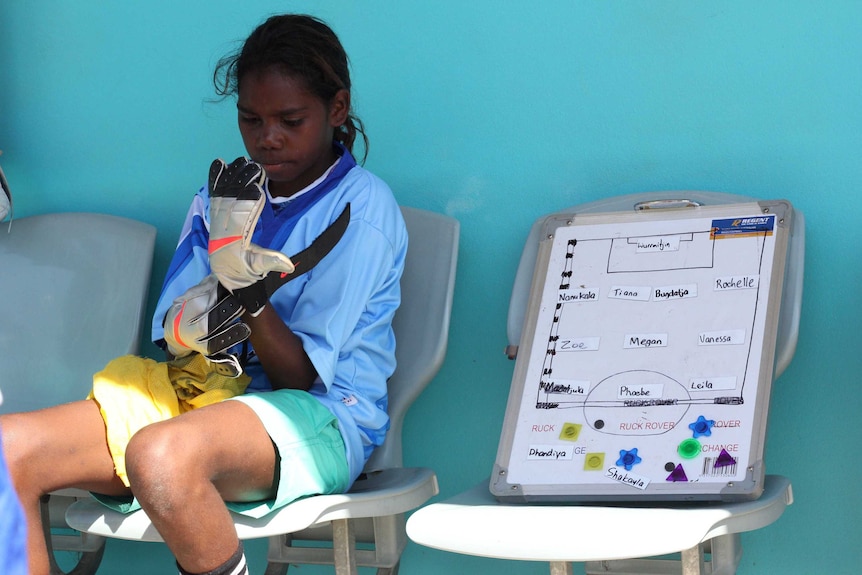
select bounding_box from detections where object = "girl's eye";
[240,115,261,125]
[283,118,303,127]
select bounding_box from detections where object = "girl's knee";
[126,421,218,515]
[125,424,178,485]
[125,421,207,489]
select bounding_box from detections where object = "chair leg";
[332,518,358,575]
[376,562,400,575]
[708,534,742,575]
[48,545,106,575]
[680,544,705,575]
[40,495,106,575]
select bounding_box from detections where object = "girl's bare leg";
[125,399,277,573]
[0,400,130,575]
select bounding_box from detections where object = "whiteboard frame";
[491,200,792,503]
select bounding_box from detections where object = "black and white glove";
[207,157,295,316]
[163,274,250,377]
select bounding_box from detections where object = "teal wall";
[2,1,860,573]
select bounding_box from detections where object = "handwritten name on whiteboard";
[542,378,590,396]
[624,333,667,349]
[653,284,698,301]
[558,288,599,302]
[689,376,737,391]
[698,329,745,346]
[714,275,759,291]
[608,286,651,301]
[605,467,650,490]
[617,383,664,399]
[636,235,680,253]
[558,337,600,351]
[527,445,573,461]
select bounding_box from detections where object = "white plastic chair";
[0,212,157,575]
[65,206,460,575]
[407,191,803,575]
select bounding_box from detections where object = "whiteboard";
[491,201,792,502]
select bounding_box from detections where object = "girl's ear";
[329,89,350,127]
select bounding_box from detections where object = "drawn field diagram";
[493,203,791,500]
[528,213,777,437]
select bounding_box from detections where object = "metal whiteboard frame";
[492,199,794,503]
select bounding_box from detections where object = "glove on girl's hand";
[163,274,250,378]
[207,157,295,316]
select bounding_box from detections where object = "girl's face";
[237,68,349,198]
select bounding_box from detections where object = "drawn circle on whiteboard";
[583,369,691,436]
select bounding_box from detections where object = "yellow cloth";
[88,354,251,486]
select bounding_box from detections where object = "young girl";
[0,14,406,575]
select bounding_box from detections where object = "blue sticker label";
[711,215,775,239]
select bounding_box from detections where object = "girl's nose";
[259,122,282,149]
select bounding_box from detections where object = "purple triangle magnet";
[666,464,688,482]
[715,449,737,468]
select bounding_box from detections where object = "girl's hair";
[214,14,368,161]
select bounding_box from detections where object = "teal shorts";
[226,389,350,518]
[92,389,349,519]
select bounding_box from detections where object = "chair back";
[0,212,156,413]
[364,206,459,472]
